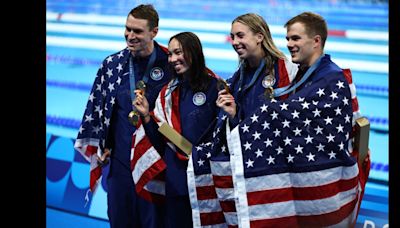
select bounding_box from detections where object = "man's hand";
[97,148,111,167]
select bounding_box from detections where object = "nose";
[169,54,177,63]
[232,37,239,46]
[126,30,135,39]
[287,39,294,50]
[286,39,293,47]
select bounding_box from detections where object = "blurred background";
[46,0,388,227]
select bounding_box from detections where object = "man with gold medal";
[74,4,172,228]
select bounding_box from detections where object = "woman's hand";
[133,89,151,123]
[216,89,237,119]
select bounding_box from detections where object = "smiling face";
[230,21,263,64]
[286,22,321,67]
[124,15,158,57]
[168,38,190,75]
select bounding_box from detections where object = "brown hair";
[129,4,159,30]
[284,12,328,49]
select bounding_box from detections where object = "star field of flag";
[188,68,362,227]
[237,79,355,177]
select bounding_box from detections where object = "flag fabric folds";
[188,68,368,228]
[130,78,182,202]
[74,48,131,193]
[131,69,219,202]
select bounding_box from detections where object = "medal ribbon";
[129,47,157,103]
[236,59,266,99]
[273,54,324,98]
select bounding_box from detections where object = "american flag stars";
[233,79,352,169]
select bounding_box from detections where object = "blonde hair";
[233,13,286,76]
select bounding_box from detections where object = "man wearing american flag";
[188,12,370,227]
[74,4,172,228]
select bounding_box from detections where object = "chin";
[238,54,247,60]
[127,47,137,52]
[290,57,300,63]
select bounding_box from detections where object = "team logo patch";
[192,92,206,106]
[150,67,164,81]
[262,74,276,88]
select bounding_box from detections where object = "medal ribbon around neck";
[237,58,266,97]
[128,48,157,125]
[273,54,324,98]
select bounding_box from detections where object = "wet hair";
[284,11,328,49]
[232,13,286,77]
[169,32,210,92]
[128,4,159,30]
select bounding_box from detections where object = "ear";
[256,33,264,44]
[151,26,159,38]
[313,35,322,48]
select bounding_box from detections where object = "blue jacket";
[144,76,219,196]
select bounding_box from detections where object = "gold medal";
[128,80,147,126]
[264,87,274,99]
[216,78,230,94]
[128,110,140,126]
[136,80,146,95]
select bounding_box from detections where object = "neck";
[304,51,323,68]
[247,51,265,68]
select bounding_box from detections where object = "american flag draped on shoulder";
[131,69,219,203]
[187,59,298,227]
[74,48,131,195]
[130,78,181,203]
[188,68,368,227]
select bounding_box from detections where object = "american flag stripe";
[278,58,297,100]
[196,186,218,200]
[214,58,297,226]
[219,201,236,212]
[188,59,298,228]
[170,87,181,132]
[283,58,298,83]
[132,147,165,188]
[247,186,358,217]
[198,63,368,227]
[226,125,250,227]
[247,176,358,205]
[217,67,363,227]
[343,69,361,156]
[131,123,166,201]
[74,138,103,191]
[211,169,237,227]
[188,146,226,227]
[244,163,359,192]
[158,84,169,122]
[74,45,175,200]
[343,69,361,124]
[85,145,98,156]
[131,78,194,201]
[277,59,290,88]
[89,165,102,191]
[249,198,358,227]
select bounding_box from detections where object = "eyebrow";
[170,48,181,52]
[125,26,143,32]
[231,31,245,36]
[168,48,182,54]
